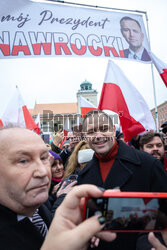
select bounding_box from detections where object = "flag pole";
[145,12,159,132]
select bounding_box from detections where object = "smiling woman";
[49,150,65,195]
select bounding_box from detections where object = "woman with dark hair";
[49,151,65,195]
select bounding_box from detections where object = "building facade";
[151,101,167,130]
[76,80,98,113]
[30,80,98,135]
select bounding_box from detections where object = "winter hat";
[49,150,62,161]
[161,121,167,134]
[62,140,70,147]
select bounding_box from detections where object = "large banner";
[0,0,151,62]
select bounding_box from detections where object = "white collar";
[17,209,38,222]
[129,47,144,60]
[17,214,27,221]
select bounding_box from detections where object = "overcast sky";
[0,0,166,117]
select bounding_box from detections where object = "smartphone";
[63,174,78,188]
[83,191,167,232]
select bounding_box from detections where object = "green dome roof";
[80,80,92,90]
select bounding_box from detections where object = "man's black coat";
[78,140,167,250]
[0,203,52,250]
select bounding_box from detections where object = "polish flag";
[34,113,42,134]
[63,116,71,139]
[80,96,97,118]
[149,52,167,87]
[0,86,39,132]
[60,117,71,148]
[98,60,156,142]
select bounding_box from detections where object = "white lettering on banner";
[12,31,30,55]
[87,34,102,56]
[53,32,71,55]
[0,31,125,57]
[70,34,86,55]
[29,32,52,55]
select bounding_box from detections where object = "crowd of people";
[0,110,167,250]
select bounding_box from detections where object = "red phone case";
[83,191,167,232]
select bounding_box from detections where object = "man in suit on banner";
[120,16,151,62]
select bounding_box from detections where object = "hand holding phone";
[63,174,78,188]
[56,179,77,198]
[83,191,167,232]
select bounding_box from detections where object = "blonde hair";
[63,140,90,179]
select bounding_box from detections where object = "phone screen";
[63,175,78,188]
[68,174,78,181]
[85,197,167,231]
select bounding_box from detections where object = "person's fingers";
[53,183,60,192]
[62,181,77,193]
[96,231,117,242]
[61,184,104,210]
[94,237,100,247]
[60,181,66,189]
[90,236,100,248]
[68,180,77,187]
[148,232,167,250]
[72,215,116,246]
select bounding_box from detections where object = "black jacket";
[0,203,52,250]
[77,141,167,250]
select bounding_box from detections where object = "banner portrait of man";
[120,16,151,62]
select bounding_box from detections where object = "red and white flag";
[149,52,167,87]
[34,113,42,134]
[98,60,156,142]
[60,117,71,148]
[80,96,97,118]
[0,86,39,132]
[63,117,71,138]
